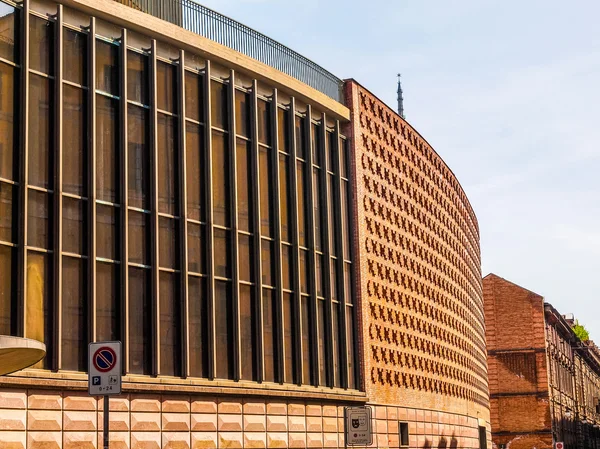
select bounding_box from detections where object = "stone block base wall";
[0,388,490,448]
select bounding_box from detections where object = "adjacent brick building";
[484,274,600,449]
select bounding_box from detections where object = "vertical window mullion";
[204,60,216,379]
[305,104,318,386]
[334,121,349,389]
[228,69,240,381]
[53,4,63,370]
[17,0,30,340]
[271,89,284,383]
[150,39,159,376]
[119,28,129,373]
[250,79,264,382]
[178,50,190,378]
[320,114,333,388]
[87,17,97,343]
[288,97,302,385]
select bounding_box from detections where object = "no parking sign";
[88,341,122,396]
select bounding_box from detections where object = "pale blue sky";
[200,0,600,337]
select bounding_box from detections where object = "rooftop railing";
[116,0,345,103]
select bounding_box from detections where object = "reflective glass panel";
[236,137,251,232]
[0,182,14,243]
[159,271,181,376]
[63,29,86,86]
[63,85,86,195]
[186,122,204,221]
[128,210,149,265]
[97,204,118,260]
[157,61,176,113]
[215,281,233,379]
[279,154,291,242]
[0,3,16,62]
[128,105,149,209]
[159,216,178,269]
[263,288,276,382]
[96,95,119,202]
[129,267,152,374]
[261,240,273,287]
[340,138,348,179]
[127,50,148,105]
[311,123,321,166]
[346,306,356,389]
[62,196,85,255]
[297,162,307,246]
[27,189,50,249]
[299,249,308,294]
[281,244,291,291]
[29,74,52,189]
[313,169,322,251]
[344,263,353,305]
[328,175,337,256]
[96,262,120,341]
[301,296,312,385]
[210,80,228,130]
[342,181,351,259]
[214,228,230,278]
[211,130,229,227]
[30,16,53,74]
[278,108,290,154]
[240,284,256,381]
[332,303,341,388]
[26,251,51,368]
[259,147,272,237]
[189,275,208,378]
[0,62,15,181]
[185,71,203,122]
[238,234,252,283]
[0,245,14,335]
[317,299,327,385]
[188,222,205,275]
[235,90,249,137]
[327,131,336,173]
[158,113,177,215]
[283,292,294,383]
[257,99,271,146]
[295,115,305,159]
[62,256,86,371]
[96,40,118,95]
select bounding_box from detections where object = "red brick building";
[484,274,600,449]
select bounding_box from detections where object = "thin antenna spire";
[397,73,405,119]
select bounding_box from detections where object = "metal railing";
[116,0,344,103]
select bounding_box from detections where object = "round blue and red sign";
[93,347,117,373]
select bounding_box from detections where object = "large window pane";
[157,61,176,113]
[27,189,50,249]
[63,29,86,86]
[295,116,305,159]
[311,123,321,166]
[238,234,252,283]
[185,71,203,122]
[128,106,149,209]
[313,169,322,251]
[235,90,249,137]
[257,99,271,146]
[0,245,14,335]
[189,275,208,378]
[96,40,118,95]
[297,162,307,247]
[301,296,312,385]
[186,122,204,222]
[0,62,16,181]
[62,256,86,371]
[342,182,351,259]
[212,130,229,227]
[215,281,233,379]
[332,303,340,388]
[29,74,52,189]
[96,95,119,202]
[210,80,228,130]
[317,299,327,385]
[328,175,337,256]
[327,131,336,174]
[214,228,230,278]
[0,182,14,243]
[259,147,273,237]
[26,251,51,368]
[261,240,273,287]
[279,154,291,242]
[236,138,251,232]
[158,113,177,215]
[159,216,178,269]
[344,263,353,305]
[278,108,290,154]
[30,16,52,74]
[0,3,16,62]
[129,267,152,374]
[62,196,85,255]
[300,250,308,294]
[127,50,148,105]
[97,262,118,342]
[340,138,348,179]
[281,244,291,291]
[240,284,256,381]
[63,85,86,196]
[188,222,205,275]
[128,210,149,265]
[346,306,356,389]
[283,292,294,383]
[159,271,181,376]
[263,288,276,382]
[97,204,118,260]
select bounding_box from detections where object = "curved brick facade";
[345,80,490,439]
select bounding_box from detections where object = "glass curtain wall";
[0,0,357,390]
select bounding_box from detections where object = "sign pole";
[103,395,109,449]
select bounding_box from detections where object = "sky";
[197,1,600,335]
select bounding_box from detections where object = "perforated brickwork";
[345,81,488,415]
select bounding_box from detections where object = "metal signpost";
[89,341,122,449]
[344,405,373,447]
